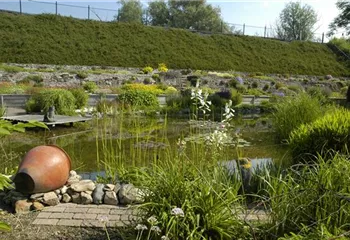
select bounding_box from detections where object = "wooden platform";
[1,114,92,127]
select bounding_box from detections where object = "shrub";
[289,108,350,161]
[142,66,153,74]
[25,89,76,115]
[121,83,164,95]
[83,81,97,93]
[76,72,88,79]
[187,75,199,87]
[272,93,326,142]
[251,81,258,88]
[19,75,43,84]
[227,79,240,88]
[235,84,247,93]
[151,74,160,82]
[164,86,177,95]
[143,78,151,84]
[157,63,168,72]
[69,88,89,109]
[275,82,284,89]
[117,90,159,108]
[287,84,303,93]
[263,84,270,91]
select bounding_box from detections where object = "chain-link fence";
[0,0,327,43]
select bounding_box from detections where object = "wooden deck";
[1,114,92,127]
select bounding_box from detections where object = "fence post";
[55,1,57,15]
[19,0,22,14]
[322,32,324,43]
[243,23,245,35]
[264,25,266,38]
[88,5,90,20]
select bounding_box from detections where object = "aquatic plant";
[289,108,350,161]
[272,93,327,142]
[261,154,350,238]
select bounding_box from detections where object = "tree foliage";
[147,0,233,33]
[328,0,350,36]
[275,2,318,41]
[116,0,143,23]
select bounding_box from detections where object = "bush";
[25,89,76,115]
[289,108,350,161]
[76,72,88,79]
[143,78,151,84]
[69,88,89,109]
[19,75,43,84]
[272,93,326,142]
[151,74,160,82]
[83,81,97,93]
[121,83,164,95]
[227,79,240,88]
[251,81,258,88]
[117,90,159,108]
[263,84,270,91]
[275,82,284,89]
[157,63,168,72]
[142,66,153,74]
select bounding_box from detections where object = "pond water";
[0,115,290,175]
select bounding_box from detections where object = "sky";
[0,0,343,40]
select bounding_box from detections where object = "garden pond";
[0,115,290,177]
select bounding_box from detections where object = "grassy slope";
[0,12,349,76]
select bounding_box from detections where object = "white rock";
[60,185,68,194]
[118,184,144,205]
[70,180,95,192]
[43,192,59,206]
[104,191,118,205]
[81,192,93,204]
[62,193,71,203]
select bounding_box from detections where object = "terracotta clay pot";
[13,145,71,194]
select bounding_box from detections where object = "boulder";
[43,192,59,206]
[92,184,104,204]
[15,200,32,213]
[61,193,72,203]
[104,191,118,205]
[104,184,115,191]
[118,184,144,205]
[70,180,95,192]
[71,192,82,204]
[60,185,68,195]
[30,193,44,200]
[114,183,121,194]
[81,192,93,204]
[31,201,45,211]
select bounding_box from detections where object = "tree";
[274,2,318,41]
[147,0,231,33]
[115,0,143,23]
[328,1,350,36]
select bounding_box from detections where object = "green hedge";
[117,90,159,109]
[289,108,350,161]
[0,13,349,76]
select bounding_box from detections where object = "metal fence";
[0,0,327,43]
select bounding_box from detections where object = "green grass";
[0,13,349,76]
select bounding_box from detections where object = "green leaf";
[0,222,11,232]
[0,127,11,135]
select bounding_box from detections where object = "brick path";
[33,203,138,228]
[33,203,269,228]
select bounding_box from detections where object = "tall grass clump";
[289,108,350,162]
[272,93,327,142]
[25,88,76,115]
[69,88,89,109]
[262,154,350,238]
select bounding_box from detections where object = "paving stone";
[33,218,59,225]
[36,212,52,219]
[42,207,66,212]
[64,207,89,213]
[57,219,82,226]
[50,213,74,219]
[107,221,125,227]
[109,209,128,215]
[97,204,118,209]
[120,215,129,221]
[87,208,110,214]
[81,220,105,228]
[76,204,99,208]
[73,213,97,220]
[97,214,120,221]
